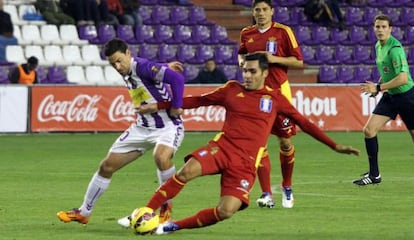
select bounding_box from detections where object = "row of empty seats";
[3,3,46,26]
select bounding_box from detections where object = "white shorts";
[109,122,184,154]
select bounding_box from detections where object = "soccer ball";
[130,207,159,235]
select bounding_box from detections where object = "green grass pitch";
[0,131,413,240]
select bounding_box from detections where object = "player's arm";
[161,67,185,113]
[277,95,360,155]
[264,52,304,69]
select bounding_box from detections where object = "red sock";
[146,174,185,210]
[280,146,295,187]
[175,207,222,229]
[257,151,272,194]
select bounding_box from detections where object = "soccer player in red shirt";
[135,53,359,234]
[238,0,304,208]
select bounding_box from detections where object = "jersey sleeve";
[282,27,303,61]
[389,46,410,74]
[277,94,337,149]
[238,29,248,55]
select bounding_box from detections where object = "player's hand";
[168,61,184,73]
[169,108,183,118]
[360,81,377,97]
[334,144,360,156]
[135,103,158,114]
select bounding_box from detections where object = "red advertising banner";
[30,85,405,132]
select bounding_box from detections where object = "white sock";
[79,172,111,216]
[157,165,176,185]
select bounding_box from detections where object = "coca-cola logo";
[182,106,225,122]
[37,94,100,122]
[108,95,135,122]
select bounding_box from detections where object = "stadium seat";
[333,45,352,65]
[47,65,68,84]
[0,66,10,84]
[104,65,123,85]
[188,25,211,44]
[167,25,192,44]
[353,45,373,64]
[273,7,290,24]
[186,6,210,25]
[67,65,87,84]
[354,65,372,83]
[371,67,380,81]
[92,24,116,44]
[81,45,109,66]
[400,8,414,26]
[189,45,214,64]
[85,66,105,85]
[21,25,45,45]
[18,4,45,25]
[337,65,354,83]
[44,45,68,66]
[117,25,139,44]
[137,5,152,24]
[295,25,312,45]
[315,45,334,64]
[391,26,404,42]
[78,25,98,42]
[345,7,363,26]
[289,7,302,26]
[148,25,173,44]
[386,0,412,7]
[209,25,234,44]
[6,45,25,64]
[311,26,330,44]
[347,26,367,45]
[135,25,154,44]
[148,5,170,24]
[12,25,30,45]
[382,8,401,26]
[301,45,316,64]
[25,45,50,66]
[362,8,378,26]
[214,45,234,64]
[157,44,177,63]
[318,65,337,83]
[366,0,392,7]
[183,64,199,82]
[40,24,64,45]
[140,0,158,5]
[3,4,26,25]
[221,64,239,80]
[362,27,377,45]
[165,6,189,25]
[36,65,48,83]
[138,44,158,60]
[329,28,349,45]
[63,45,90,66]
[177,44,196,63]
[59,24,88,45]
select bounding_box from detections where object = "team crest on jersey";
[383,66,390,74]
[198,150,208,157]
[151,66,159,73]
[266,37,277,54]
[240,179,250,190]
[210,146,219,155]
[259,95,273,113]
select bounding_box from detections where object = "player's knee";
[363,126,376,138]
[99,160,115,177]
[279,138,292,151]
[216,206,236,220]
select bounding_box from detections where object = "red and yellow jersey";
[238,22,303,88]
[162,81,336,161]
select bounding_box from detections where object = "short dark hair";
[104,38,128,57]
[244,53,269,70]
[374,14,392,26]
[28,56,38,65]
[252,0,272,8]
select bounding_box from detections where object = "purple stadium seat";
[138,44,158,60]
[214,45,234,64]
[345,7,363,26]
[392,26,404,42]
[78,25,98,42]
[188,45,214,64]
[90,24,116,44]
[233,0,252,7]
[329,28,349,45]
[408,48,414,64]
[165,6,189,25]
[312,26,330,45]
[147,25,173,44]
[209,25,234,44]
[138,5,152,24]
[167,25,192,44]
[0,67,9,84]
[148,5,170,25]
[315,45,334,64]
[273,7,290,24]
[347,26,366,45]
[406,27,414,46]
[333,45,352,65]
[362,8,377,26]
[362,27,376,45]
[221,64,239,80]
[140,0,158,5]
[353,45,373,64]
[186,6,210,25]
[371,67,380,81]
[289,7,302,26]
[354,65,372,83]
[301,45,316,64]
[177,44,196,62]
[188,25,211,44]
[387,0,412,7]
[318,65,337,83]
[295,25,312,45]
[135,25,154,44]
[157,44,177,62]
[382,8,401,26]
[47,66,68,84]
[36,66,48,83]
[337,65,354,83]
[400,8,414,26]
[183,64,199,82]
[117,25,139,44]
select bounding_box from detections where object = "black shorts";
[373,87,414,130]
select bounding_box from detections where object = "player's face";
[374,20,392,44]
[252,2,274,28]
[107,49,132,76]
[242,60,268,90]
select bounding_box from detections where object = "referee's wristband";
[376,84,381,93]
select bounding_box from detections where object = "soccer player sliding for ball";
[135,53,360,234]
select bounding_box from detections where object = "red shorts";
[185,140,257,209]
[271,113,297,138]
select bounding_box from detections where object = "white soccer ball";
[130,207,159,235]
